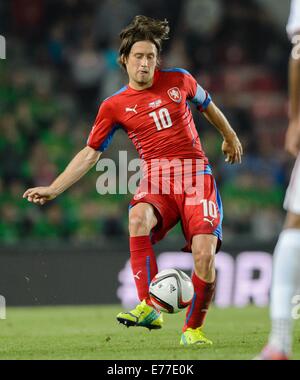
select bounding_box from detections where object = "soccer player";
[257,0,300,360]
[23,16,243,346]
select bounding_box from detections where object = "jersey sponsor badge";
[167,87,182,103]
[149,99,162,108]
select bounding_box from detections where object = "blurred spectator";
[93,0,141,48]
[70,35,105,113]
[47,23,69,68]
[12,0,45,41]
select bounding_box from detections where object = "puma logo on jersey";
[203,217,214,227]
[125,105,138,114]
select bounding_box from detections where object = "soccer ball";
[149,269,194,314]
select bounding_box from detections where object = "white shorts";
[284,154,300,214]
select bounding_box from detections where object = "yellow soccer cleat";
[180,327,213,346]
[116,300,163,330]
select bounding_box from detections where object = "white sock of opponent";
[269,229,300,355]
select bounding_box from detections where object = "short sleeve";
[184,71,212,112]
[87,101,120,152]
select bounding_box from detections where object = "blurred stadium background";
[0,0,294,308]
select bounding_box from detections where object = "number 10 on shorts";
[201,199,217,219]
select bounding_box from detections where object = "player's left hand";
[222,134,243,164]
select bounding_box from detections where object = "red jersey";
[87,68,211,165]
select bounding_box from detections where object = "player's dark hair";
[118,15,170,70]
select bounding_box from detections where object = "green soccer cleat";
[180,327,213,346]
[116,300,163,330]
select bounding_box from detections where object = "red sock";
[183,273,216,331]
[130,235,158,305]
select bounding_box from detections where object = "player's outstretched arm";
[202,101,243,164]
[285,54,300,157]
[23,146,101,205]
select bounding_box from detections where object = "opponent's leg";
[181,234,216,346]
[258,212,300,359]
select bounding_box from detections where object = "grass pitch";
[0,305,299,360]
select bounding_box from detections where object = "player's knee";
[284,212,300,229]
[128,213,152,236]
[192,248,214,270]
[129,204,157,236]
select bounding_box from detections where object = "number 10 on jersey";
[149,108,172,130]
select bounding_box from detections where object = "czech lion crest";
[167,87,182,103]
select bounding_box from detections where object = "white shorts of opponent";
[284,154,300,215]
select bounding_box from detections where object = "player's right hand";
[22,186,58,205]
[222,134,243,164]
[285,120,300,158]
